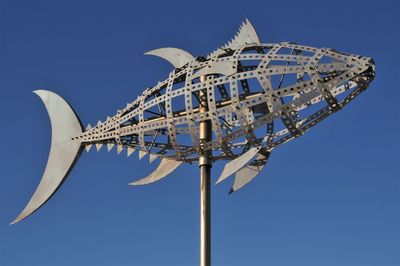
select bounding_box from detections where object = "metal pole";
[199,75,212,266]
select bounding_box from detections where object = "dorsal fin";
[209,19,261,58]
[225,19,260,48]
[145,47,194,68]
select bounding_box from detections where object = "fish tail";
[11,90,83,224]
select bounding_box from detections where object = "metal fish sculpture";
[12,19,375,224]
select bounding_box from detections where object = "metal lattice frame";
[74,43,374,164]
[12,19,375,236]
[11,20,376,266]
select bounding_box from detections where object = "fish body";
[12,20,375,224]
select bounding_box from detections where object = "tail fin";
[11,90,83,224]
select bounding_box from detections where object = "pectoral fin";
[216,146,261,184]
[229,152,270,194]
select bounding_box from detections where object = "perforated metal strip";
[205,75,233,156]
[138,88,151,151]
[184,61,199,148]
[114,110,123,145]
[231,48,258,147]
[165,71,180,153]
[256,43,283,113]
[306,48,341,112]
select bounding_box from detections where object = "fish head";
[203,43,377,153]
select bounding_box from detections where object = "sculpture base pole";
[199,162,211,266]
[199,75,212,266]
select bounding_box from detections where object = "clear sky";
[0,0,399,265]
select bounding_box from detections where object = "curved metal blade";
[215,146,261,184]
[191,60,236,79]
[11,90,83,224]
[129,158,183,186]
[229,153,270,194]
[145,47,194,68]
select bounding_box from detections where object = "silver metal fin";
[107,143,115,151]
[129,158,183,186]
[138,150,146,160]
[127,147,135,157]
[192,60,236,79]
[226,19,260,49]
[145,47,194,68]
[216,146,261,184]
[11,90,83,224]
[149,154,158,163]
[209,19,260,57]
[229,153,270,194]
[117,145,124,154]
[96,143,103,151]
[85,144,92,152]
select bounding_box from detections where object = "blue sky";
[0,0,399,265]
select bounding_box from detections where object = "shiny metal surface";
[145,47,194,68]
[129,158,182,185]
[11,19,377,266]
[70,39,374,171]
[230,152,270,193]
[216,146,261,184]
[11,90,83,224]
[199,75,212,266]
[13,19,376,223]
[12,20,376,266]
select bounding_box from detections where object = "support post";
[199,75,212,266]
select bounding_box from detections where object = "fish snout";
[354,55,376,84]
[354,55,375,77]
[365,57,375,77]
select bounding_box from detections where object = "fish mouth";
[307,53,375,117]
[353,56,375,77]
[317,53,375,99]
[365,58,376,78]
[347,56,375,91]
